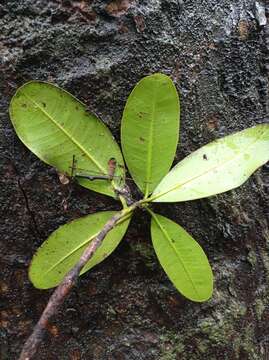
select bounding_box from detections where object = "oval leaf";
[29,211,131,289]
[150,212,213,302]
[9,81,125,198]
[151,124,269,202]
[121,73,180,197]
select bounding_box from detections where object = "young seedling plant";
[10,74,269,359]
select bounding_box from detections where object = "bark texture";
[1,1,269,359]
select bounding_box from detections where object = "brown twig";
[19,201,139,360]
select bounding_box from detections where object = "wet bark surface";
[1,1,269,359]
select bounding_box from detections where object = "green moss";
[129,242,156,269]
[232,325,257,358]
[261,250,269,279]
[263,228,269,249]
[198,317,234,344]
[247,250,257,267]
[255,298,266,321]
[198,299,247,345]
[196,340,209,353]
[159,329,185,360]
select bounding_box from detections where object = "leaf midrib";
[41,213,131,277]
[24,93,107,174]
[43,232,99,277]
[144,83,157,197]
[152,214,200,299]
[151,127,267,201]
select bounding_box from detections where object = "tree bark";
[1,1,269,359]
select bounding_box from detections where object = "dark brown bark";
[1,1,269,359]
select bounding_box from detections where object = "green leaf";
[29,211,131,289]
[150,212,213,302]
[121,73,180,197]
[151,124,269,202]
[9,81,125,198]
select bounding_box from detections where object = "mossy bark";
[1,1,268,359]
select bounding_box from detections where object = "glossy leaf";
[29,211,131,289]
[150,212,213,302]
[151,124,269,202]
[121,73,179,197]
[9,81,125,198]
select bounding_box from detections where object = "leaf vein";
[152,214,200,298]
[24,93,107,174]
[152,127,268,201]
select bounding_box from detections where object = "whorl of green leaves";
[10,75,269,302]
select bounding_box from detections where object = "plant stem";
[19,201,140,360]
[119,194,128,208]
